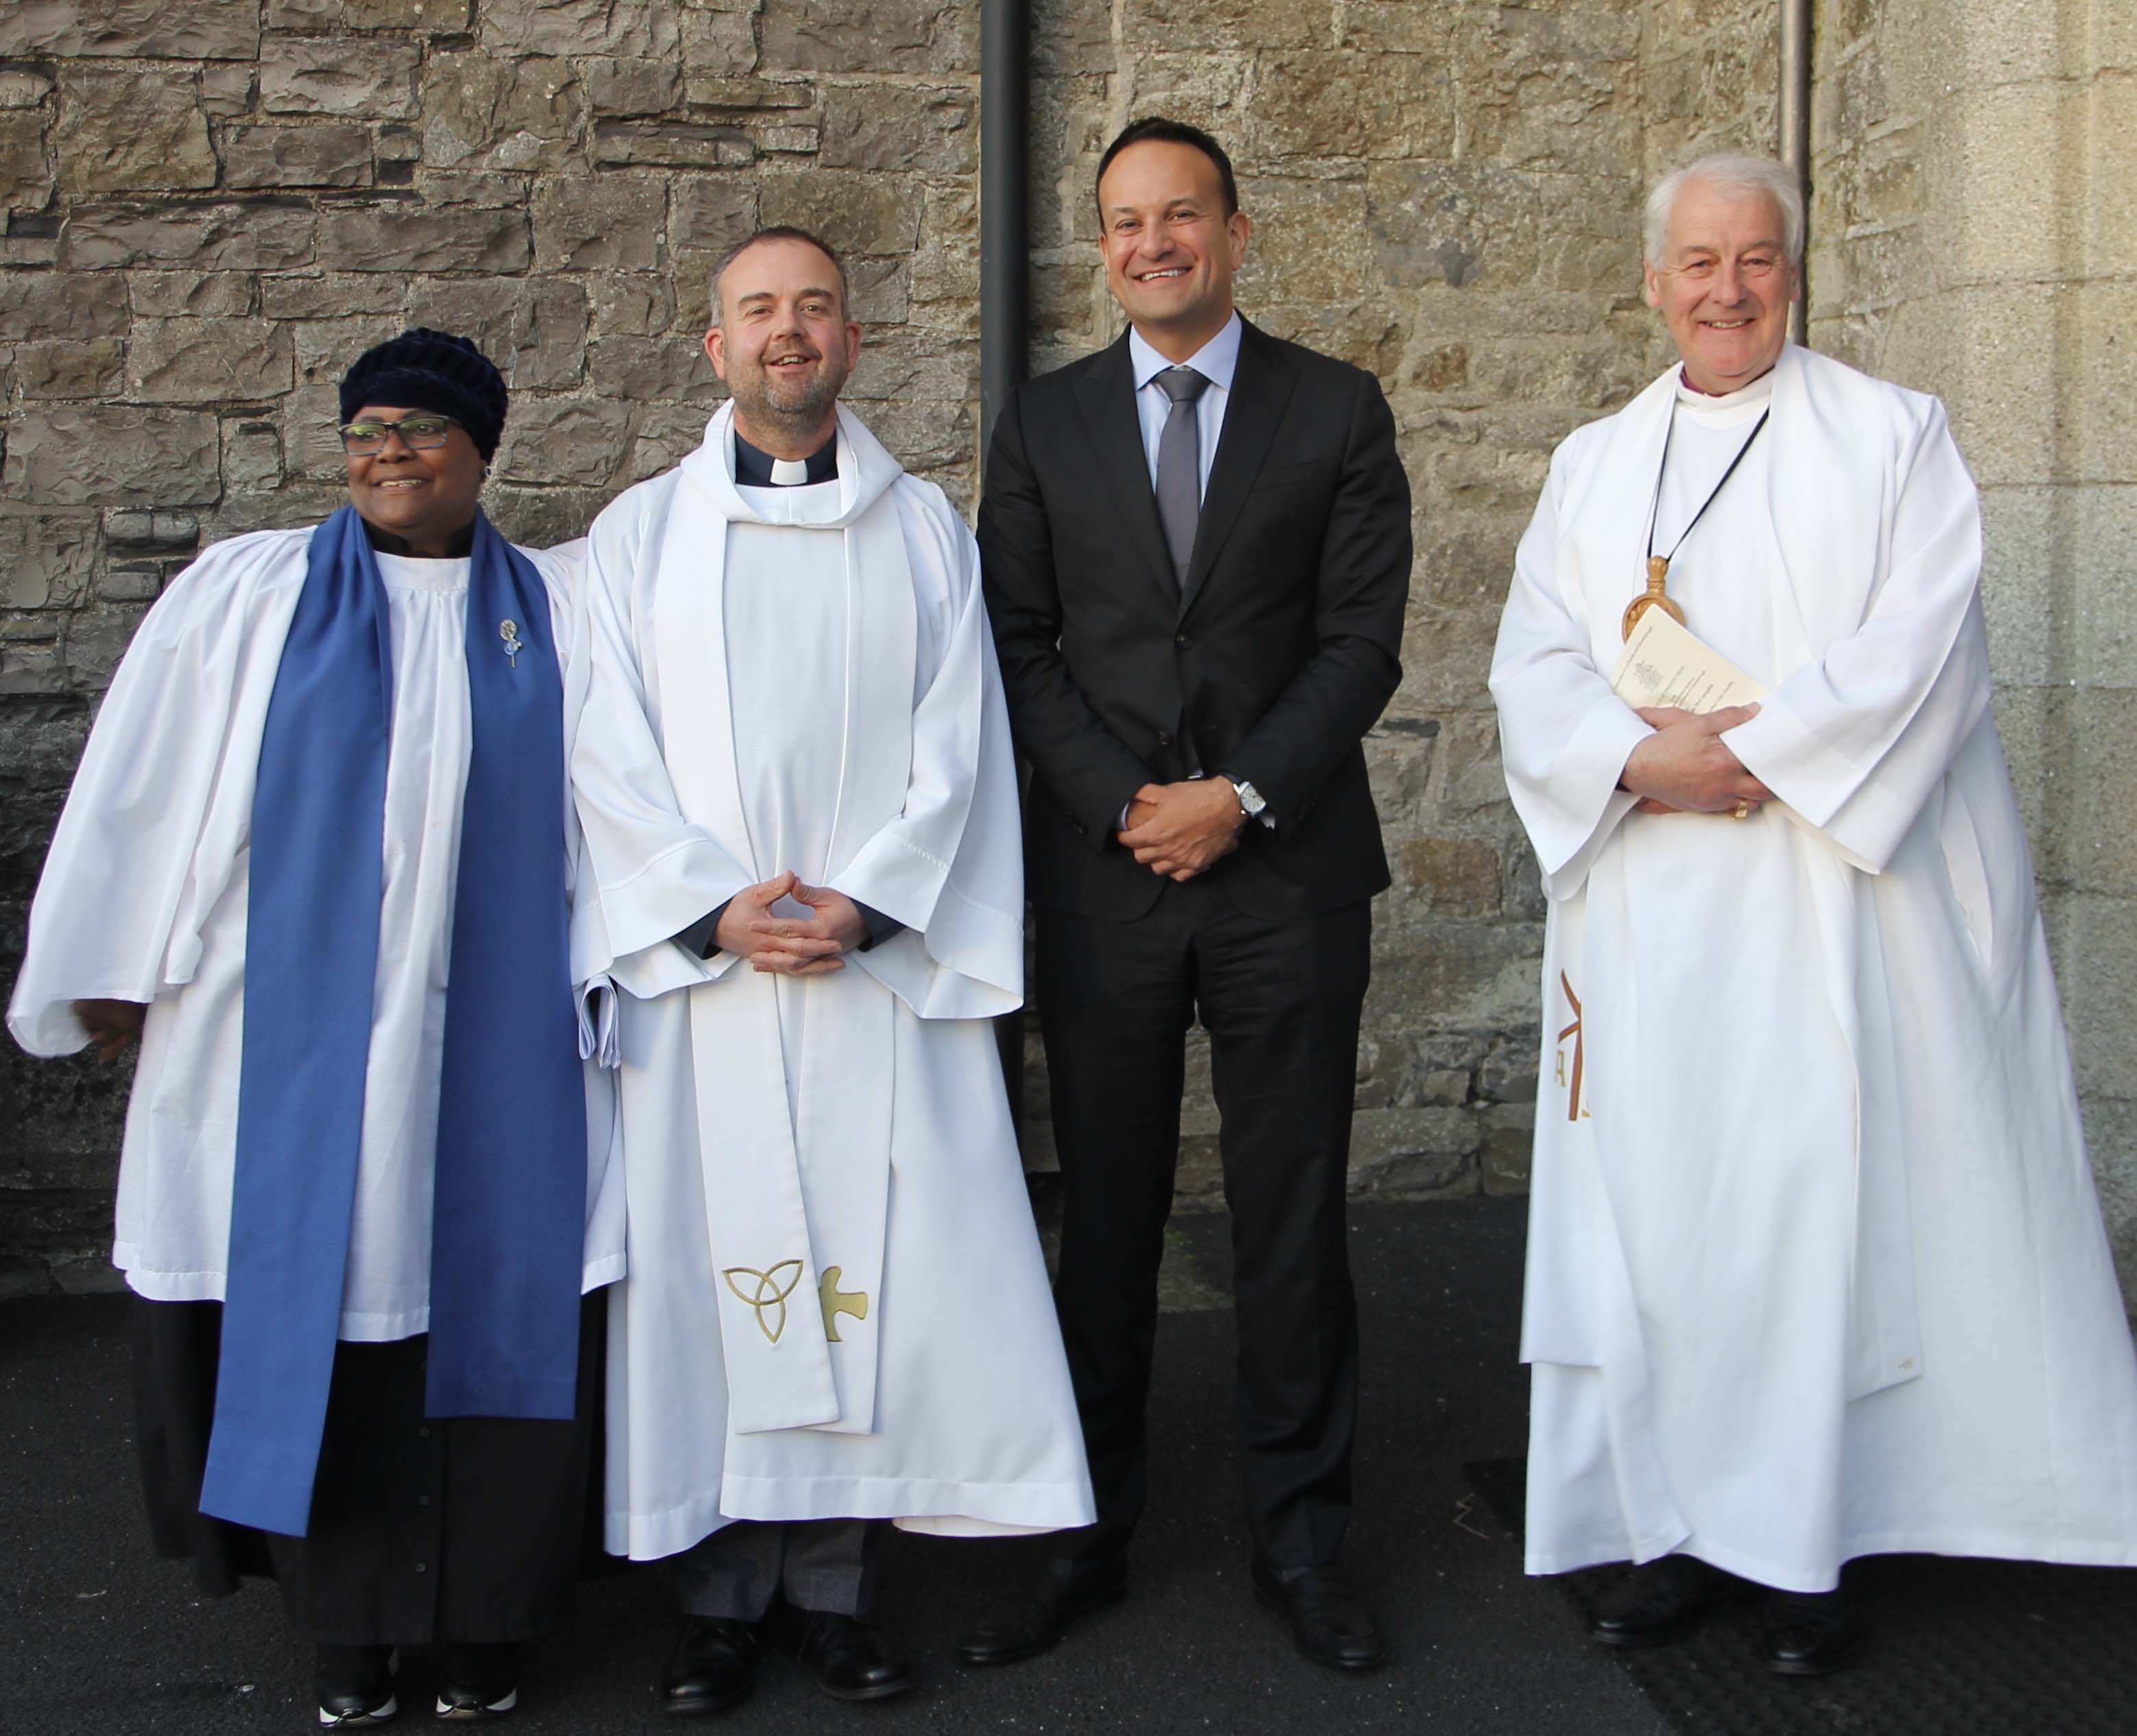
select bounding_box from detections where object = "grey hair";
[1644,153,1805,265]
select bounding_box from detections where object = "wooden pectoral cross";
[1622,555,1688,641]
[1556,971,1587,1123]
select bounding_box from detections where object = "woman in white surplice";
[7,329,622,1725]
[567,228,1091,1711]
[1490,156,2137,1676]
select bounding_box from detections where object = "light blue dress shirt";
[1118,310,1271,828]
[1127,311,1243,502]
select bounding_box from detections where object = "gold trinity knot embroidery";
[1555,971,1591,1123]
[723,1260,804,1344]
[720,1261,871,1344]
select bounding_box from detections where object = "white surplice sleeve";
[569,488,755,990]
[1489,442,1651,901]
[1721,400,1990,874]
[523,536,622,1066]
[829,490,1024,1020]
[7,530,309,1056]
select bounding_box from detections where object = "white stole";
[648,407,919,1436]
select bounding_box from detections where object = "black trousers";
[132,1292,606,1647]
[1037,882,1370,1570]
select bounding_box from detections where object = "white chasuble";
[573,403,1094,1559]
[7,530,626,1332]
[1492,344,2137,1593]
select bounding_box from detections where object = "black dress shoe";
[1762,1589,1867,1676]
[956,1554,1129,1666]
[317,1643,399,1726]
[661,1617,761,1718]
[1589,1556,1727,1649]
[793,1610,914,1702]
[1251,1558,1387,1672]
[436,1642,518,1720]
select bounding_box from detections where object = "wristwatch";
[1225,774,1267,821]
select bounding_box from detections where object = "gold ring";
[1732,800,1752,820]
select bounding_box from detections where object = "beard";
[728,341,851,436]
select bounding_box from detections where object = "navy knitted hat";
[338,328,508,461]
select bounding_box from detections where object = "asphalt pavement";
[1,1199,1670,1735]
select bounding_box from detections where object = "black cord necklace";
[1622,403,1772,640]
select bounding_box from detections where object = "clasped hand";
[1619,704,1774,815]
[713,870,866,975]
[1117,778,1245,881]
[72,997,145,1062]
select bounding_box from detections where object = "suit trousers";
[674,1519,880,1622]
[1038,877,1369,1569]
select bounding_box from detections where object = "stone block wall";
[1015,1,1776,1203]
[18,1,2120,1302]
[1,0,993,1292]
[0,1,1800,1292]
[1807,0,2137,1291]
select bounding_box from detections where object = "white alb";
[1492,343,2137,1592]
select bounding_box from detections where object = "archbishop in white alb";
[1489,154,2137,1674]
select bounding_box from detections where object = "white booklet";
[1603,605,1861,857]
[1608,602,1768,711]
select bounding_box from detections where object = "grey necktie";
[1153,366,1211,585]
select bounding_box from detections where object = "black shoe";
[436,1643,518,1720]
[661,1618,761,1718]
[956,1554,1129,1666]
[1589,1556,1727,1650]
[317,1644,398,1726]
[1762,1589,1867,1676]
[1251,1558,1387,1672]
[793,1610,913,1702]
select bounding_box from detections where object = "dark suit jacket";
[978,318,1412,921]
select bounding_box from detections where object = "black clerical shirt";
[731,429,839,488]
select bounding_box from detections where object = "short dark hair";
[708,224,849,325]
[1094,117,1239,222]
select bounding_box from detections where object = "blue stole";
[198,506,587,1538]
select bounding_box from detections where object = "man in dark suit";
[962,117,1411,1673]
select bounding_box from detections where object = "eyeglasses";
[338,414,458,455]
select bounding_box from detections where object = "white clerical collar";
[1129,310,1243,394]
[733,427,838,488]
[1674,363,1778,413]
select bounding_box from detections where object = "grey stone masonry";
[5,1,2129,1311]
[1,0,993,1294]
[1806,0,2137,1300]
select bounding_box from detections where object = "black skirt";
[132,1289,606,1647]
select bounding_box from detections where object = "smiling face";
[1096,139,1251,362]
[704,235,862,457]
[1644,177,1799,395]
[342,405,486,555]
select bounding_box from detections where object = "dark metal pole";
[1780,0,1812,344]
[980,0,1029,451]
[980,0,1030,1139]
